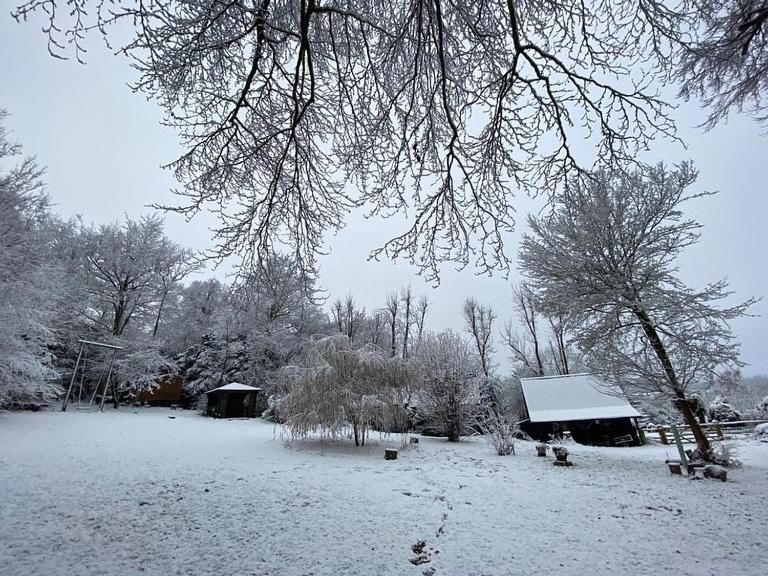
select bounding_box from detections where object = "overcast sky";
[1,14,766,375]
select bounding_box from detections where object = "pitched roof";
[205,383,262,394]
[519,373,641,423]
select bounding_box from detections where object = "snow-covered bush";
[708,396,741,422]
[261,394,283,423]
[479,410,518,456]
[413,330,482,442]
[278,335,408,445]
[708,442,741,468]
[754,423,768,442]
[688,442,741,468]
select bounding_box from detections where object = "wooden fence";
[656,419,768,445]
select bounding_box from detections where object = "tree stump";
[552,446,571,466]
[385,449,399,460]
[535,444,548,457]
[666,460,683,475]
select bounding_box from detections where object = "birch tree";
[519,162,755,457]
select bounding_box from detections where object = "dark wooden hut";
[204,383,262,418]
[519,374,643,446]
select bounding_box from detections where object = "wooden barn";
[519,374,643,446]
[204,383,262,419]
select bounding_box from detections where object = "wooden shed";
[204,383,262,419]
[139,375,183,406]
[519,373,643,446]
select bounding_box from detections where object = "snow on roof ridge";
[519,373,641,422]
[205,382,262,393]
[519,372,592,381]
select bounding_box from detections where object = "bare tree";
[385,292,399,358]
[462,298,496,379]
[519,162,756,457]
[367,310,387,349]
[151,240,200,338]
[547,308,574,376]
[15,0,698,281]
[414,295,429,354]
[401,286,413,360]
[676,1,768,127]
[330,294,360,341]
[331,299,345,334]
[501,285,545,377]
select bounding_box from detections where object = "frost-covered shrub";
[261,394,283,423]
[479,410,518,456]
[709,442,741,468]
[688,442,741,467]
[708,396,741,422]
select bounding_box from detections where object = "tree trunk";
[632,305,711,455]
[675,395,712,455]
[152,289,168,338]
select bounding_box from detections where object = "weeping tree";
[519,162,755,457]
[278,335,408,445]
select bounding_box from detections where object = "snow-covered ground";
[1,409,766,576]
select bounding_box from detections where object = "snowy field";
[1,409,766,576]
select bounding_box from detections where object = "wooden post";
[658,427,668,445]
[98,350,118,412]
[634,418,646,445]
[61,342,85,412]
[670,424,688,469]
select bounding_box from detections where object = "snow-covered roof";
[520,373,640,423]
[205,383,262,394]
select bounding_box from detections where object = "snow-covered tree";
[16,0,714,281]
[279,335,408,445]
[676,0,768,128]
[79,215,171,336]
[414,330,482,442]
[462,298,496,380]
[176,254,325,399]
[0,110,59,405]
[519,162,755,456]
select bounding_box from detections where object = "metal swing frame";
[62,340,123,412]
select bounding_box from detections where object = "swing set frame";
[61,339,123,412]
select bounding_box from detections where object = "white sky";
[1,14,766,375]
